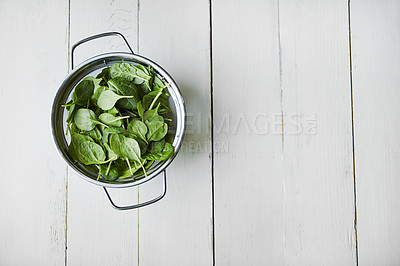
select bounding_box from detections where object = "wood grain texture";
[0,0,69,265]
[138,0,213,265]
[279,0,356,264]
[212,0,285,264]
[351,0,400,264]
[213,0,356,264]
[67,1,139,265]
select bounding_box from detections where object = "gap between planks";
[209,0,216,265]
[347,0,359,265]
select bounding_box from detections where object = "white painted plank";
[279,0,356,264]
[213,0,356,264]
[0,0,69,265]
[67,1,139,265]
[138,0,213,265]
[351,1,400,265]
[212,0,285,264]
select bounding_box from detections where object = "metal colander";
[51,32,185,210]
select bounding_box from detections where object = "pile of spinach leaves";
[64,62,174,181]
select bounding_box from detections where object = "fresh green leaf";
[74,108,107,131]
[132,159,155,177]
[153,75,165,90]
[70,133,106,165]
[101,127,126,147]
[92,85,107,104]
[109,63,137,81]
[121,137,147,177]
[143,142,174,161]
[97,90,134,110]
[137,101,144,117]
[143,103,164,123]
[96,67,110,85]
[109,63,151,84]
[88,126,102,142]
[146,121,168,142]
[142,90,169,110]
[121,137,141,161]
[99,113,129,127]
[108,78,141,110]
[109,134,125,158]
[74,77,95,106]
[127,119,147,141]
[147,139,165,154]
[107,107,120,116]
[165,133,175,144]
[99,163,119,181]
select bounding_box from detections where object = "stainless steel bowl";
[51,32,185,210]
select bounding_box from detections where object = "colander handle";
[71,31,134,69]
[103,170,167,210]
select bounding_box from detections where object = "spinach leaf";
[153,75,165,90]
[109,134,125,158]
[102,127,126,148]
[146,121,168,142]
[70,133,106,165]
[92,86,107,105]
[134,137,148,155]
[132,160,155,178]
[165,133,175,144]
[89,126,102,142]
[99,113,129,127]
[108,78,141,110]
[143,103,164,123]
[96,67,110,85]
[74,77,95,106]
[109,63,151,84]
[97,90,135,111]
[114,159,140,179]
[69,123,81,134]
[121,137,147,176]
[74,108,107,131]
[68,133,93,161]
[121,137,141,161]
[66,103,76,123]
[137,101,145,117]
[143,142,174,161]
[99,163,119,181]
[85,76,102,87]
[147,139,165,154]
[107,107,120,116]
[109,63,137,81]
[105,143,118,160]
[142,90,169,110]
[127,119,147,142]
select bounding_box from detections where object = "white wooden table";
[1,0,399,265]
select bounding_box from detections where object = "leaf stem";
[97,156,117,165]
[138,159,147,178]
[126,158,133,176]
[149,91,163,110]
[105,160,112,176]
[159,82,171,90]
[93,120,109,128]
[97,168,101,181]
[66,121,71,135]
[62,101,75,108]
[120,95,135,99]
[110,115,130,123]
